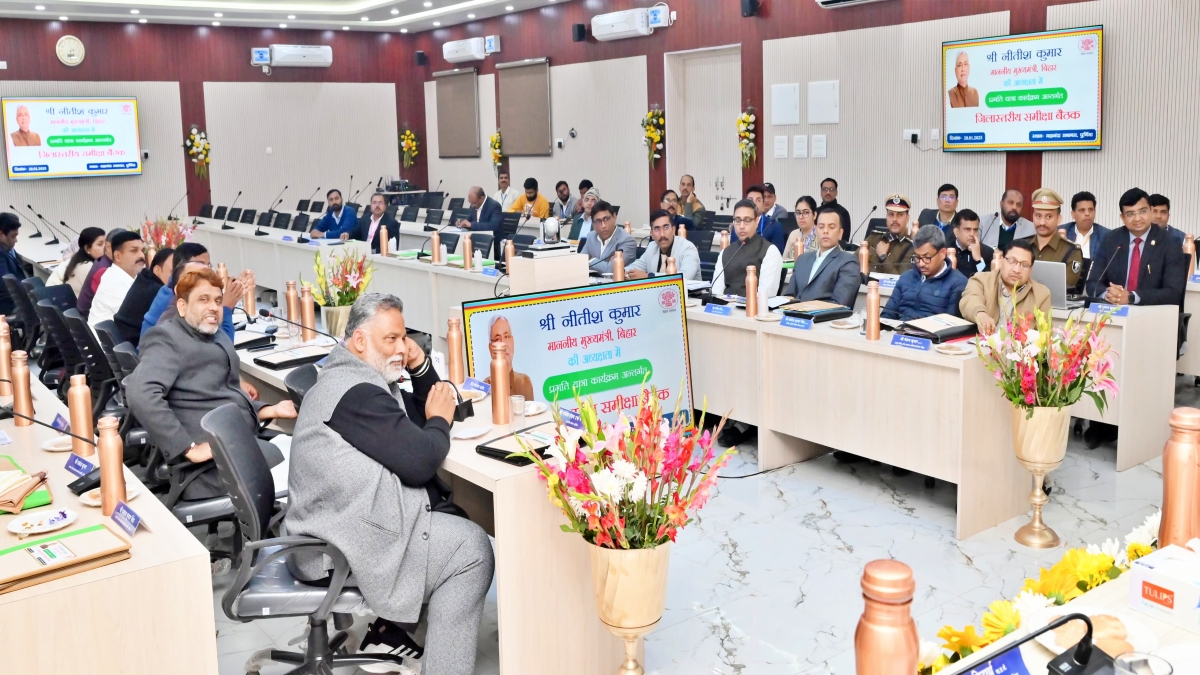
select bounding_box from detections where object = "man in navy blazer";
[1061,190,1110,261]
[311,188,358,240]
[783,208,861,307]
[352,193,400,254]
[454,186,502,259]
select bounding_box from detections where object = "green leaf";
[1107,566,1122,579]
[1076,580,1089,593]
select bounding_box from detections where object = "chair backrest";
[710,214,733,229]
[62,308,116,384]
[866,218,887,237]
[690,230,716,252]
[400,205,419,222]
[296,200,311,213]
[611,204,621,216]
[451,208,472,224]
[424,209,444,225]
[777,214,798,241]
[92,320,125,380]
[227,208,242,223]
[213,206,228,220]
[32,284,77,312]
[283,364,319,409]
[113,342,140,381]
[512,234,536,254]
[440,232,460,254]
[291,213,311,233]
[3,275,37,331]
[255,212,273,227]
[36,300,84,369]
[240,209,257,224]
[385,204,399,220]
[468,233,493,259]
[201,403,276,543]
[447,197,465,212]
[917,208,938,226]
[423,191,445,209]
[273,213,292,230]
[500,212,522,239]
[309,200,325,213]
[21,277,45,292]
[199,204,214,218]
[699,250,720,282]
[636,246,646,259]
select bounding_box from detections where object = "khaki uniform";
[1021,231,1084,289]
[959,270,1053,327]
[865,231,914,275]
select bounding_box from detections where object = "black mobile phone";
[68,468,102,495]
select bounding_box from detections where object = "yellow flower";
[1022,564,1084,605]
[981,600,1020,641]
[1058,548,1115,591]
[1128,542,1153,562]
[937,624,989,658]
[930,654,953,674]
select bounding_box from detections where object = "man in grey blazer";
[284,293,494,675]
[626,208,701,280]
[582,200,637,275]
[126,267,295,501]
[783,207,862,307]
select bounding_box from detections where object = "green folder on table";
[0,455,52,513]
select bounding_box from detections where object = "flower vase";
[590,543,671,675]
[321,305,351,340]
[1011,406,1071,548]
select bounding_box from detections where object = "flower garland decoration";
[400,129,419,169]
[302,249,374,308]
[490,130,504,175]
[142,217,196,248]
[642,105,664,168]
[917,511,1161,674]
[738,107,757,169]
[184,125,210,180]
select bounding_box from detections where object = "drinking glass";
[509,395,526,432]
[1114,653,1173,675]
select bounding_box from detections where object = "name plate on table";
[1190,274,1200,284]
[111,501,151,536]
[878,277,898,289]
[958,645,1031,675]
[1087,303,1130,317]
[482,266,500,277]
[780,315,813,330]
[559,407,584,430]
[64,453,95,478]
[704,304,732,317]
[51,414,70,433]
[282,235,293,242]
[462,377,491,395]
[890,334,932,351]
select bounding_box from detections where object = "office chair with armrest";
[202,403,404,675]
[35,300,84,398]
[21,279,59,378]
[23,277,44,292]
[91,320,129,412]
[447,197,464,212]
[227,208,243,224]
[284,365,319,410]
[3,275,34,351]
[62,309,119,418]
[213,206,228,221]
[240,209,258,225]
[112,342,151,457]
[199,204,214,218]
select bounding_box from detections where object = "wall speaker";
[415,50,428,66]
[572,23,586,42]
[741,0,759,17]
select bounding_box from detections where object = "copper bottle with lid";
[463,233,474,271]
[866,281,881,341]
[67,374,95,457]
[1159,407,1200,547]
[745,266,759,318]
[613,250,626,282]
[624,221,632,235]
[855,559,919,675]
[0,316,12,397]
[299,285,317,342]
[447,317,465,385]
[720,230,730,250]
[242,272,257,319]
[857,242,870,277]
[1186,234,1196,274]
[505,239,515,271]
[97,416,126,516]
[490,342,511,426]
[216,262,228,283]
[666,258,678,275]
[11,350,33,427]
[431,231,443,264]
[678,222,687,240]
[285,280,300,338]
[947,249,957,270]
[381,224,390,256]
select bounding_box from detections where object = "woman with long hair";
[47,227,106,296]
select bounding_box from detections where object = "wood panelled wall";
[0,0,1082,219]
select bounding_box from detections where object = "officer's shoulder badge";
[1071,259,1082,274]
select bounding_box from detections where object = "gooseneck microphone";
[59,220,79,235]
[10,205,44,238]
[221,191,242,230]
[258,308,337,341]
[981,211,1002,245]
[32,210,62,246]
[703,238,751,303]
[1086,243,1125,300]
[266,185,289,214]
[847,205,878,243]
[167,191,189,220]
[304,186,322,211]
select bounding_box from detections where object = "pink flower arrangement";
[303,249,374,307]
[513,389,735,549]
[141,217,196,250]
[977,308,1119,417]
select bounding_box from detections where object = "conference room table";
[0,378,217,675]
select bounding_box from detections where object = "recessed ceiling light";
[434,21,442,26]
[400,28,408,33]
[34,5,44,9]
[505,5,514,11]
[214,12,222,17]
[287,15,295,19]
[468,13,475,18]
[138,18,146,23]
[391,8,399,14]
[279,23,287,28]
[212,21,220,26]
[58,15,67,20]
[361,16,369,21]
[423,1,432,6]
[342,26,349,30]
[130,9,139,14]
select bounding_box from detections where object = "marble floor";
[211,378,1193,674]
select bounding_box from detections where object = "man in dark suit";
[353,193,399,254]
[947,209,992,279]
[1083,187,1189,448]
[783,207,861,307]
[455,186,502,259]
[660,189,695,232]
[1062,190,1110,262]
[0,213,26,316]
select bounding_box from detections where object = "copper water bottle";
[947,249,957,269]
[720,230,729,250]
[431,231,443,263]
[857,242,870,276]
[505,239,515,271]
[866,281,881,341]
[11,350,33,427]
[1159,407,1200,547]
[666,257,678,275]
[1186,234,1196,274]
[490,342,511,426]
[855,559,919,675]
[216,262,228,284]
[242,273,256,320]
[285,280,300,337]
[463,233,474,271]
[745,266,759,318]
[624,221,632,235]
[992,248,1002,268]
[67,374,94,457]
[447,317,465,385]
[678,222,688,240]
[0,316,12,396]
[97,416,126,516]
[613,250,626,282]
[299,285,317,342]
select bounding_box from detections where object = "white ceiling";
[0,0,565,33]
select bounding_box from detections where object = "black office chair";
[310,201,325,213]
[22,277,45,293]
[227,208,243,223]
[273,213,292,230]
[447,197,465,212]
[611,204,621,216]
[296,200,311,213]
[213,206,228,221]
[450,208,472,225]
[400,205,419,222]
[199,204,214,218]
[291,213,311,233]
[62,309,119,418]
[440,232,460,255]
[699,251,720,282]
[424,209,444,226]
[690,230,716,252]
[21,278,56,372]
[635,246,646,260]
[777,214,798,241]
[468,233,494,260]
[284,365,319,410]
[710,214,733,230]
[512,234,536,254]
[423,191,445,209]
[385,204,399,220]
[866,218,888,237]
[35,300,83,398]
[240,209,258,225]
[256,212,274,227]
[91,320,127,402]
[202,403,405,675]
[917,208,939,227]
[499,212,522,241]
[3,275,34,351]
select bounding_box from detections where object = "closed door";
[666,46,742,215]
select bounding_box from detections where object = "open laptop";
[1031,260,1085,309]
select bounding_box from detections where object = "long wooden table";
[0,380,217,674]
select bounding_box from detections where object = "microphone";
[0,396,96,446]
[981,211,1001,246]
[221,191,242,230]
[32,210,62,246]
[58,220,79,235]
[434,179,443,194]
[304,186,322,211]
[1086,243,1125,300]
[943,614,1097,675]
[847,206,878,243]
[418,221,456,259]
[258,308,337,342]
[167,191,189,220]
[266,185,289,214]
[11,205,44,238]
[703,239,750,304]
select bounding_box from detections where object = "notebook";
[0,523,131,594]
[893,313,978,343]
[779,300,854,323]
[252,345,332,370]
[475,424,555,466]
[0,456,52,513]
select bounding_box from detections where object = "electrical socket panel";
[903,128,922,142]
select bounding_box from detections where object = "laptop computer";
[1031,260,1085,309]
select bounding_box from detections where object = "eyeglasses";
[795,209,813,217]
[662,196,679,205]
[820,186,836,193]
[1003,257,1033,270]
[650,224,675,233]
[1122,207,1150,219]
[732,217,757,226]
[912,253,940,264]
[939,194,956,201]
[594,215,615,226]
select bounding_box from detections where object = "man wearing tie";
[782,207,861,307]
[1083,187,1189,448]
[353,193,399,254]
[454,186,502,259]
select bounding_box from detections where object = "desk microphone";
[265,185,289,214]
[1086,243,1124,299]
[58,220,79,235]
[847,205,878,243]
[258,308,338,341]
[10,204,44,239]
[702,239,750,304]
[980,211,1002,246]
[221,191,242,230]
[32,209,62,246]
[304,186,322,211]
[167,191,189,220]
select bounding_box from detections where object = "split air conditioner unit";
[269,44,333,67]
[443,37,487,63]
[814,0,891,8]
[591,9,653,42]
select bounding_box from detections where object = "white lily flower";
[1012,589,1053,623]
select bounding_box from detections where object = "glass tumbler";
[509,395,526,432]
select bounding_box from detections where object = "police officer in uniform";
[864,193,915,275]
[1021,188,1084,291]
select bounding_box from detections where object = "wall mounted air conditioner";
[443,37,487,63]
[591,9,653,42]
[269,44,333,67]
[814,0,891,8]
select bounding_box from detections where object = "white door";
[665,46,742,215]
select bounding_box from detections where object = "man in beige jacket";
[959,238,1052,334]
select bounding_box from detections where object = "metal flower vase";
[590,543,671,675]
[320,305,351,339]
[1011,406,1071,548]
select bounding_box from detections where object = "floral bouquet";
[642,106,664,168]
[400,129,419,169]
[142,217,195,249]
[976,308,1118,418]
[184,126,210,179]
[512,389,735,549]
[490,130,504,174]
[737,107,757,168]
[302,249,373,307]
